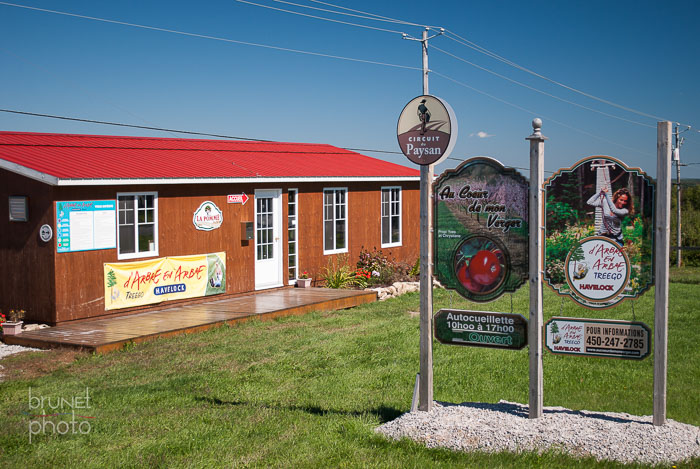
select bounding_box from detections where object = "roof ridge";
[0,131,339,147]
[0,142,354,154]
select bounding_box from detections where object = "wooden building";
[0,132,420,324]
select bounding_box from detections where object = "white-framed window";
[381,187,402,247]
[323,187,347,254]
[288,189,299,283]
[117,192,158,260]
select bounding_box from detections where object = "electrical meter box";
[241,221,254,241]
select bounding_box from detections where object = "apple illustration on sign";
[469,250,501,285]
[453,236,506,295]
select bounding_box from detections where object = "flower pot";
[296,278,312,288]
[2,321,23,336]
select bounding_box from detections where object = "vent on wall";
[9,196,28,222]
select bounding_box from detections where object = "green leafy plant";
[321,255,361,289]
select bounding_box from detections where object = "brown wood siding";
[2,175,419,324]
[0,170,56,324]
[294,182,420,285]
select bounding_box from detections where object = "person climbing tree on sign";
[586,186,634,246]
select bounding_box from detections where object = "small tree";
[107,270,117,288]
[550,321,559,335]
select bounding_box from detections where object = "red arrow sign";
[227,193,249,205]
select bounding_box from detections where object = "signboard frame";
[544,156,655,309]
[544,316,651,360]
[434,309,528,350]
[56,200,117,253]
[433,157,529,302]
[397,95,457,166]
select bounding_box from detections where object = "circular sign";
[397,95,457,165]
[565,236,630,306]
[452,235,509,301]
[39,224,53,242]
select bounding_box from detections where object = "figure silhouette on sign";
[417,99,431,135]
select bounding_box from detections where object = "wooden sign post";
[526,118,546,419]
[653,121,672,426]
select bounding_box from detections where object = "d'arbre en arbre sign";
[545,317,651,360]
[544,156,654,309]
[565,236,631,306]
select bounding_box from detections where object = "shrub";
[356,247,394,286]
[322,255,363,289]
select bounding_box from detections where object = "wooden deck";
[2,288,376,354]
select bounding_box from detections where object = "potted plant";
[296,271,312,288]
[2,309,25,336]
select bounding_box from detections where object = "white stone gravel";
[0,342,44,360]
[376,400,700,466]
[0,342,46,381]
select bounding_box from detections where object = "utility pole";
[673,124,689,267]
[403,27,443,412]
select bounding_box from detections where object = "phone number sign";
[545,317,650,360]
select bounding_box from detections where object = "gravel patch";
[0,342,46,381]
[0,343,45,360]
[376,400,700,466]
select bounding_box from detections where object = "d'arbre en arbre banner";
[104,252,226,310]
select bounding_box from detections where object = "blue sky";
[1,0,699,178]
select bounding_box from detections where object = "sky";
[1,0,699,179]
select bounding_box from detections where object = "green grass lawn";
[1,276,698,468]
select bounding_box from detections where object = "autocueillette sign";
[434,309,527,350]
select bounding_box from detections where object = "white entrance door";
[254,189,283,290]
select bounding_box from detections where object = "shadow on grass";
[195,396,404,424]
[441,401,650,425]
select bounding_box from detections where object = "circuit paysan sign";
[434,309,528,350]
[434,157,528,302]
[397,95,457,165]
[227,193,249,205]
[544,156,654,308]
[193,201,223,231]
[104,252,226,310]
[545,317,651,360]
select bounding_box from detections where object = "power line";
[305,0,440,29]
[431,71,652,157]
[432,45,655,129]
[236,0,406,35]
[0,108,409,158]
[442,31,684,126]
[0,2,420,71]
[0,109,272,142]
[265,0,426,28]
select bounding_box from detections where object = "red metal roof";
[0,131,419,183]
